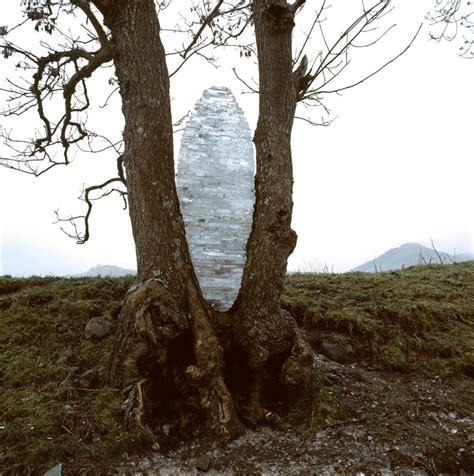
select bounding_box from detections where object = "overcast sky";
[0,0,473,276]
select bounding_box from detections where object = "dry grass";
[0,276,150,475]
[1,262,472,473]
[283,261,474,374]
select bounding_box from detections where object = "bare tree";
[0,0,416,441]
[427,0,474,58]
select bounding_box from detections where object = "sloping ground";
[121,354,474,475]
[0,276,147,475]
[0,263,473,475]
[283,262,474,377]
[351,243,474,273]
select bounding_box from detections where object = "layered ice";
[177,86,255,310]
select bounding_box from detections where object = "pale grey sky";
[0,0,472,276]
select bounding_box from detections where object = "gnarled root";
[109,278,315,441]
[109,280,192,434]
[280,327,315,423]
[186,275,244,440]
[231,309,316,426]
[109,278,244,441]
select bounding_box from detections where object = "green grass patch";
[283,262,474,375]
[0,276,146,475]
[1,263,472,473]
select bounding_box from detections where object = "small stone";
[43,463,62,476]
[66,366,79,378]
[77,368,101,387]
[195,454,211,471]
[319,338,354,363]
[342,425,357,437]
[55,356,68,366]
[387,446,414,467]
[84,317,115,339]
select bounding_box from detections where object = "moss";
[0,275,138,475]
[1,263,472,473]
[283,262,474,375]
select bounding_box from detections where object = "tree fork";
[104,0,315,438]
[103,0,243,439]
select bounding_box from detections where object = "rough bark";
[98,0,315,441]
[101,0,243,440]
[232,0,314,423]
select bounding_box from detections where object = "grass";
[0,262,473,473]
[0,276,150,475]
[283,261,474,374]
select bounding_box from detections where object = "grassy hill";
[1,262,473,474]
[352,242,474,272]
[283,261,474,373]
[73,265,136,277]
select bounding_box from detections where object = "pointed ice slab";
[177,86,255,310]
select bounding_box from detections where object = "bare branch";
[427,0,474,58]
[70,0,109,46]
[0,32,115,175]
[182,0,225,59]
[310,24,422,97]
[290,0,306,15]
[54,157,127,244]
[232,67,259,94]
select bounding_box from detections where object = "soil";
[117,353,474,475]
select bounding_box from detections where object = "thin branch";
[290,0,306,14]
[182,0,224,58]
[70,0,109,46]
[55,166,126,244]
[311,23,422,97]
[232,67,259,93]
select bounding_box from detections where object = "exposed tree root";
[185,275,244,440]
[109,282,316,444]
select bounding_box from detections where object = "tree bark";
[232,0,314,423]
[97,0,314,441]
[100,0,243,440]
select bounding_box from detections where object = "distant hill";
[74,264,136,277]
[352,243,474,272]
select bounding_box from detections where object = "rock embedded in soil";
[319,338,355,363]
[55,355,68,366]
[195,453,211,471]
[43,463,62,476]
[84,317,115,339]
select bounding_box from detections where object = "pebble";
[84,317,115,339]
[43,463,61,476]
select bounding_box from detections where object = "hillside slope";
[352,242,474,272]
[73,264,136,277]
[1,263,473,474]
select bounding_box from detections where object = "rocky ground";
[2,265,473,475]
[117,353,474,475]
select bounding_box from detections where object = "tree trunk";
[98,0,315,442]
[99,0,243,440]
[231,0,314,423]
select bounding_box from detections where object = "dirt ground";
[118,354,474,475]
[2,266,472,475]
